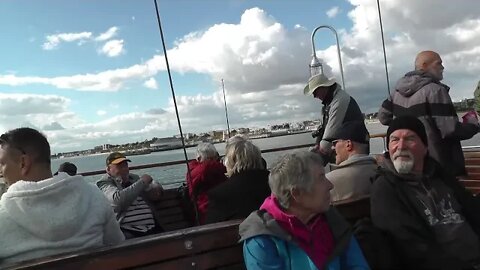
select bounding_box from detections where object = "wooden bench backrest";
[153,188,194,231]
[5,220,244,270]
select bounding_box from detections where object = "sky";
[1,0,480,154]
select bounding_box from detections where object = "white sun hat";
[303,73,336,95]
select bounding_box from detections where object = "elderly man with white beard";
[371,116,480,269]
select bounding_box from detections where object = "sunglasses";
[0,133,26,154]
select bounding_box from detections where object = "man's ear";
[20,154,32,176]
[106,165,110,174]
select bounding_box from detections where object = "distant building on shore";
[150,137,183,151]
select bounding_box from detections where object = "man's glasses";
[0,134,26,154]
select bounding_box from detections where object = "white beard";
[392,150,415,174]
[393,159,414,174]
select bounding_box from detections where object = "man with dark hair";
[325,121,377,201]
[371,116,480,269]
[54,162,77,176]
[378,50,479,176]
[0,127,124,265]
[96,152,164,239]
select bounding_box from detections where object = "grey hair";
[269,151,324,209]
[196,142,218,161]
[224,139,263,176]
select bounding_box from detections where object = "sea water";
[50,122,480,186]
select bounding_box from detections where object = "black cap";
[56,162,77,176]
[386,116,428,149]
[106,152,131,166]
[325,121,369,144]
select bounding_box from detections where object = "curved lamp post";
[309,25,346,90]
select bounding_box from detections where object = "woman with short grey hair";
[186,142,226,224]
[205,139,270,223]
[239,151,369,270]
[196,142,219,162]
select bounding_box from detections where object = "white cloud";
[4,3,480,153]
[100,39,125,57]
[143,78,158,89]
[326,6,341,18]
[95,26,118,41]
[97,110,107,116]
[42,32,92,50]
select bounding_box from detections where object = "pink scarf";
[260,195,334,269]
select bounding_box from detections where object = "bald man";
[378,50,479,176]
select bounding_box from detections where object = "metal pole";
[153,0,199,225]
[377,0,391,96]
[311,25,346,90]
[221,79,231,138]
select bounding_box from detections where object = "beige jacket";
[327,154,377,201]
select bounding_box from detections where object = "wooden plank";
[464,152,480,159]
[466,166,480,174]
[459,180,480,187]
[160,189,180,200]
[162,221,190,231]
[466,173,480,180]
[217,263,247,270]
[155,199,181,209]
[135,245,243,270]
[155,206,183,217]
[157,213,186,225]
[465,159,480,166]
[6,220,242,270]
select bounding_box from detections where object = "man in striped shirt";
[96,152,164,239]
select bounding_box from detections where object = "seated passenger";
[186,143,227,224]
[0,128,124,265]
[326,121,377,201]
[240,151,369,270]
[96,152,164,239]
[371,116,480,269]
[54,161,77,176]
[205,138,270,223]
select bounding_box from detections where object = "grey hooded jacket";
[378,70,479,176]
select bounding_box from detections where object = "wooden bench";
[462,152,480,195]
[4,220,245,270]
[154,187,194,231]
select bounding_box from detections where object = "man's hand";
[140,174,153,185]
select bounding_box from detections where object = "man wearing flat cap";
[304,74,364,163]
[371,116,480,269]
[96,152,164,239]
[325,121,377,202]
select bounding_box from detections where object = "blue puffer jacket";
[239,209,369,270]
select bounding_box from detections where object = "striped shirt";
[120,196,155,233]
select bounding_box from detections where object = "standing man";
[97,152,164,239]
[325,121,377,202]
[0,128,123,265]
[378,50,479,176]
[304,74,364,164]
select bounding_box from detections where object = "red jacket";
[186,160,227,224]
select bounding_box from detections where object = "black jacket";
[371,155,480,269]
[205,169,270,224]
